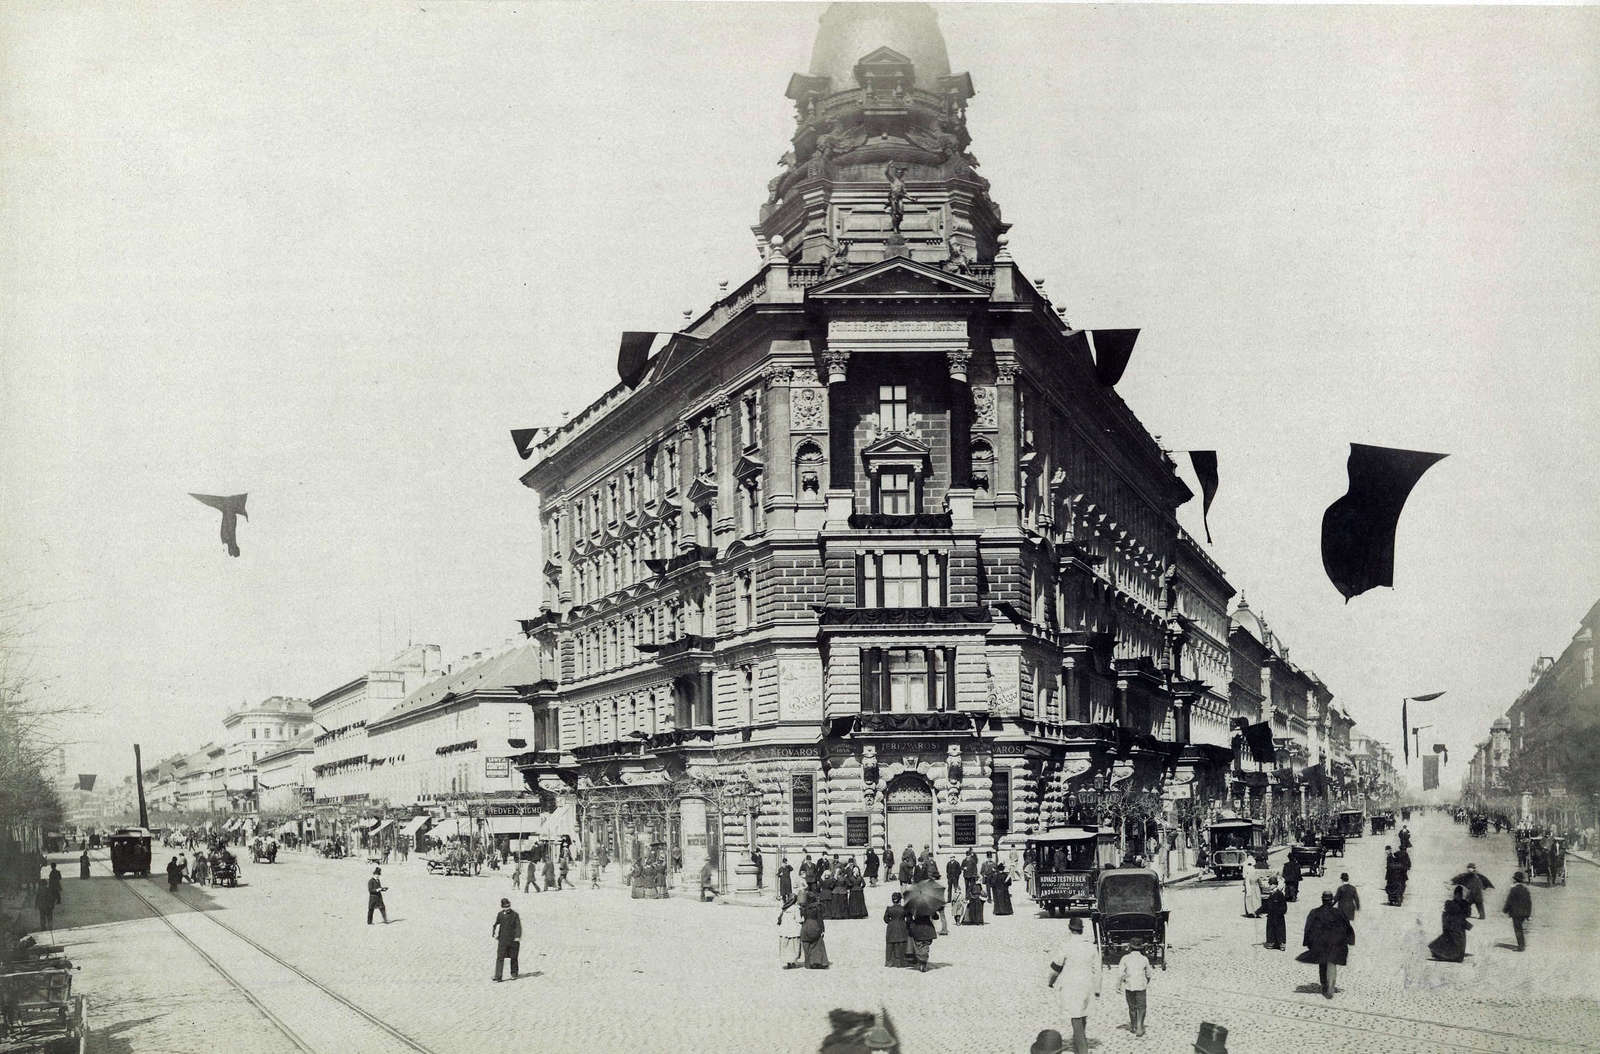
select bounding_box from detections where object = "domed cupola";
[757,2,1007,272]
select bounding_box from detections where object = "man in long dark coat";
[1503,871,1532,951]
[1334,873,1360,922]
[899,846,915,885]
[945,856,963,901]
[1280,855,1302,903]
[1261,877,1288,949]
[1449,864,1493,919]
[778,857,794,902]
[491,898,522,982]
[865,848,880,886]
[1299,890,1354,998]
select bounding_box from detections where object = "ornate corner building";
[514,4,1245,887]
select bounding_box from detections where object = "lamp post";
[1401,692,1446,766]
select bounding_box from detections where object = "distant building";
[309,644,442,812]
[255,731,317,818]
[221,696,313,814]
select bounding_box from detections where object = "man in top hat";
[1300,890,1354,998]
[1029,1030,1065,1054]
[367,867,388,924]
[1503,871,1533,951]
[1193,1022,1228,1054]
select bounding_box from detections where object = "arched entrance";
[884,773,935,857]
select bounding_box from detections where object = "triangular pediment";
[856,46,913,70]
[734,451,764,479]
[685,475,719,506]
[808,257,992,300]
[861,433,931,458]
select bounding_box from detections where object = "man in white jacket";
[1047,917,1102,1054]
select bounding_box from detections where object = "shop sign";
[483,801,543,817]
[1162,784,1193,801]
[485,757,510,779]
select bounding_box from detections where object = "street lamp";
[1401,692,1445,765]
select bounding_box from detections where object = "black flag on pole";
[1433,744,1448,765]
[1090,330,1140,386]
[1189,451,1218,543]
[1242,722,1276,764]
[1321,443,1447,601]
[510,429,545,460]
[77,774,96,792]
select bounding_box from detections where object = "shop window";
[991,769,1011,839]
[878,384,908,433]
[845,815,869,847]
[858,552,945,607]
[791,773,815,835]
[953,813,978,846]
[860,647,955,713]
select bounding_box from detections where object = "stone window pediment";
[810,258,990,301]
[733,452,764,480]
[861,433,932,477]
[685,476,719,506]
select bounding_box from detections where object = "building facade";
[516,5,1258,888]
[221,695,313,814]
[310,644,443,810]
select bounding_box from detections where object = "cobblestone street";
[28,812,1597,1054]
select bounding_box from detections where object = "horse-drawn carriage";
[426,844,474,877]
[1335,810,1366,839]
[1090,868,1169,970]
[1528,837,1567,886]
[210,849,240,887]
[1320,833,1346,857]
[1469,815,1489,838]
[1288,841,1327,877]
[2,936,88,1054]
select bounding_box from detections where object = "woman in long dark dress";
[1261,877,1288,949]
[799,894,830,969]
[962,881,985,925]
[990,864,1014,915]
[1428,887,1473,962]
[847,869,869,918]
[817,867,836,919]
[830,864,851,920]
[883,892,910,967]
[898,847,915,885]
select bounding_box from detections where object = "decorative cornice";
[816,605,990,627]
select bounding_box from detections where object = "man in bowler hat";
[1503,871,1533,951]
[1299,890,1354,998]
[492,897,522,981]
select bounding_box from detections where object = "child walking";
[1115,941,1154,1037]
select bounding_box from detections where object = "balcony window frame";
[860,645,956,713]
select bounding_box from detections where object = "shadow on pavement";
[44,876,228,932]
[86,1014,160,1054]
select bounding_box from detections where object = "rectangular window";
[791,773,815,835]
[736,572,753,630]
[740,666,755,726]
[953,813,978,846]
[624,470,636,512]
[861,647,956,712]
[878,384,908,432]
[666,445,678,491]
[858,552,946,608]
[699,420,715,474]
[845,815,870,847]
[876,470,915,515]
[607,482,618,523]
[741,395,758,450]
[991,768,1011,839]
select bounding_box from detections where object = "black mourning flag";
[1421,754,1440,791]
[510,429,544,460]
[77,774,97,792]
[1090,329,1140,386]
[1433,744,1448,766]
[617,332,660,388]
[190,492,248,557]
[1321,443,1447,601]
[1242,722,1276,764]
[1189,451,1219,543]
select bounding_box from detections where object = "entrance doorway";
[884,773,935,857]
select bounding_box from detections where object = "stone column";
[764,365,796,531]
[992,354,1023,520]
[675,422,695,552]
[714,396,735,538]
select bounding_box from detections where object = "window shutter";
[860,648,880,713]
[856,553,865,607]
[945,647,957,711]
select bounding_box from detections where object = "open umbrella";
[902,878,946,918]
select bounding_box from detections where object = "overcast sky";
[2,2,1596,792]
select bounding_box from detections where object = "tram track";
[105,859,437,1054]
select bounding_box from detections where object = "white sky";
[2,2,1596,793]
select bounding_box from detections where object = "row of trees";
[0,595,66,837]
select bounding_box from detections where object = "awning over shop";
[352,818,379,831]
[372,820,396,836]
[428,818,467,841]
[484,815,540,837]
[276,822,297,836]
[224,818,242,831]
[533,802,576,841]
[400,816,429,839]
